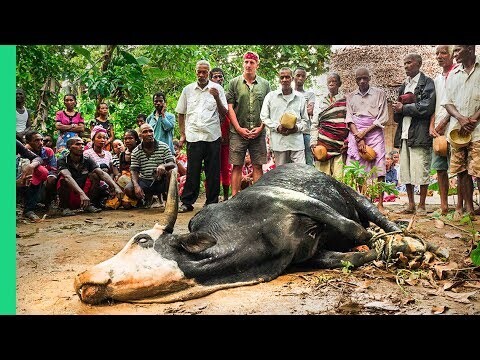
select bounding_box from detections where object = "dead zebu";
[75,163,447,304]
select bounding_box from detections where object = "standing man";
[209,67,232,201]
[226,51,271,196]
[147,92,176,155]
[176,60,228,212]
[346,67,389,214]
[293,66,315,165]
[429,45,457,216]
[392,54,436,216]
[16,88,33,141]
[443,45,480,219]
[261,67,309,165]
[310,73,349,178]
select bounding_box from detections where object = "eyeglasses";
[212,75,223,79]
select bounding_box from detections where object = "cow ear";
[175,232,216,253]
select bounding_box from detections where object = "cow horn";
[164,167,178,233]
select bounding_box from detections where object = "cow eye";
[133,234,153,248]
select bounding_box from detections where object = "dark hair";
[153,92,166,102]
[94,102,109,118]
[209,67,224,79]
[137,113,147,122]
[294,66,307,74]
[124,129,140,144]
[64,93,77,102]
[24,130,40,143]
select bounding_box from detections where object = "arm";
[178,113,186,148]
[161,113,176,131]
[402,79,436,118]
[59,168,90,208]
[107,125,114,146]
[94,168,123,199]
[209,87,228,119]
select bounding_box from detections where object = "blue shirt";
[386,167,398,186]
[147,111,176,154]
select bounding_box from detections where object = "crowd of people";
[16,46,480,221]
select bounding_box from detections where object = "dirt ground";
[16,195,480,315]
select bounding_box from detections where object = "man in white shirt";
[176,60,228,212]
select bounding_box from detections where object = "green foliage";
[17,45,331,142]
[471,246,480,266]
[342,160,398,201]
[341,260,354,274]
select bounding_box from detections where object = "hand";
[113,186,124,200]
[156,165,167,179]
[79,193,91,209]
[237,127,251,140]
[248,126,262,139]
[209,87,220,98]
[354,130,365,142]
[357,139,366,153]
[178,135,186,148]
[392,101,403,113]
[134,184,144,200]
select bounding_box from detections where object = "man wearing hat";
[226,51,271,197]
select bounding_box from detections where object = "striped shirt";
[130,140,174,181]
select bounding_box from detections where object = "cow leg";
[303,249,378,269]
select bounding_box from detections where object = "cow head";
[74,169,215,304]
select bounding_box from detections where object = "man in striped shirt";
[124,124,176,208]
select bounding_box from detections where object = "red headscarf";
[243,51,259,63]
[91,125,107,140]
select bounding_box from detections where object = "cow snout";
[74,270,111,304]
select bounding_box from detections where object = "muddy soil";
[16,197,480,315]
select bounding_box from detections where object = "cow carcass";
[74,163,447,304]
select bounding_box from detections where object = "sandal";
[61,208,76,216]
[416,208,427,216]
[24,211,40,222]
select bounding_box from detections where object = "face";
[16,90,25,104]
[113,140,124,155]
[137,117,146,127]
[140,124,154,143]
[174,143,180,156]
[43,136,53,149]
[69,139,85,155]
[28,133,44,152]
[94,132,107,148]
[392,153,399,164]
[210,71,224,85]
[386,157,393,168]
[355,69,370,92]
[279,69,293,91]
[453,45,473,65]
[327,75,340,95]
[153,96,165,113]
[294,69,307,87]
[196,65,210,86]
[436,45,454,68]
[243,58,259,76]
[64,96,76,111]
[124,133,137,150]
[98,103,109,116]
[245,152,251,165]
[403,55,421,78]
[74,223,192,304]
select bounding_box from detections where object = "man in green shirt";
[226,51,271,197]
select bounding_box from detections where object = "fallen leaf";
[443,290,477,304]
[431,305,447,314]
[464,282,480,289]
[434,219,445,229]
[402,297,415,305]
[445,232,462,239]
[433,262,459,279]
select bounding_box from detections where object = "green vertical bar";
[0,46,16,314]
